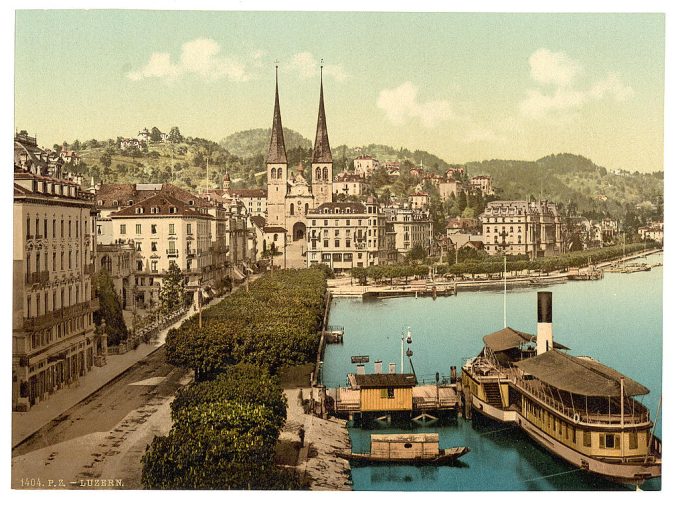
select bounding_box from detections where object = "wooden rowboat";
[336,433,470,464]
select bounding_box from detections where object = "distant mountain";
[466,153,663,217]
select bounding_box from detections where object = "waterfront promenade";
[327,248,662,298]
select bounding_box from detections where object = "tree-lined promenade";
[142,268,328,489]
[349,242,659,285]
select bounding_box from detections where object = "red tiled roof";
[230,188,267,198]
[110,192,210,218]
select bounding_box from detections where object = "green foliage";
[406,244,428,261]
[159,262,185,315]
[168,126,184,143]
[443,242,651,275]
[166,269,327,377]
[93,270,128,346]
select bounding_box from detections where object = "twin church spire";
[266,64,331,166]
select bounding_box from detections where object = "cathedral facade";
[265,68,333,244]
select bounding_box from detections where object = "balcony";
[166,249,179,258]
[23,300,98,332]
[186,248,196,257]
[25,271,50,285]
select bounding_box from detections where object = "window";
[346,239,351,248]
[380,388,395,399]
[52,252,56,271]
[151,224,157,234]
[136,224,142,235]
[277,168,282,179]
[44,218,48,238]
[599,433,620,449]
[136,260,143,271]
[629,432,638,450]
[334,239,340,248]
[323,240,329,248]
[187,224,192,234]
[322,167,328,180]
[97,224,102,236]
[136,242,142,252]
[290,203,294,216]
[315,168,321,179]
[271,168,276,178]
[169,224,175,235]
[151,260,158,273]
[53,219,56,238]
[332,253,342,262]
[151,242,158,252]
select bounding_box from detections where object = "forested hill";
[221,129,452,171]
[466,153,663,218]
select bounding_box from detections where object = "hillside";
[61,130,662,221]
[465,154,663,218]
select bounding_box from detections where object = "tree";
[406,244,428,261]
[159,262,185,315]
[93,270,129,346]
[150,126,163,143]
[99,152,112,172]
[458,192,468,215]
[168,126,184,143]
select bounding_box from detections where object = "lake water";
[324,253,663,491]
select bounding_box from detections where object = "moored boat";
[336,433,470,464]
[461,291,661,486]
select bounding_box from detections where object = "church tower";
[311,66,333,207]
[266,66,288,227]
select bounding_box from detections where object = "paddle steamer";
[461,291,661,485]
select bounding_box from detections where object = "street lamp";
[401,327,412,374]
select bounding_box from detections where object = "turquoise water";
[324,253,663,491]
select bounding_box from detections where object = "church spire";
[267,65,288,164]
[312,64,332,164]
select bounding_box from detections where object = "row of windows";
[487,226,523,233]
[29,313,92,352]
[311,218,377,227]
[118,223,192,235]
[25,216,91,239]
[319,252,360,262]
[26,284,86,319]
[26,249,86,274]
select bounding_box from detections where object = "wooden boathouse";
[327,370,462,423]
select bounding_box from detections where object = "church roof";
[312,69,332,164]
[267,68,288,165]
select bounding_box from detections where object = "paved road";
[12,346,189,489]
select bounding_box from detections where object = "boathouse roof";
[514,349,649,397]
[355,374,417,388]
[484,327,569,352]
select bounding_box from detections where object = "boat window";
[599,433,620,449]
[583,431,591,447]
[404,443,413,449]
[629,432,638,450]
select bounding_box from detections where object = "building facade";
[353,156,380,178]
[384,206,434,257]
[13,133,101,411]
[306,200,388,271]
[481,200,564,257]
[469,175,494,196]
[333,172,369,197]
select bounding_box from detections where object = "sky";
[13,10,665,172]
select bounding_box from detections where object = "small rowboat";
[336,433,470,464]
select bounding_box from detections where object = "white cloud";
[520,49,633,120]
[288,52,348,82]
[376,81,452,128]
[127,38,262,82]
[529,48,582,87]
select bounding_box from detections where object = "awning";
[232,267,246,280]
[514,349,649,397]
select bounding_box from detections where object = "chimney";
[536,291,553,354]
[357,364,365,375]
[374,360,383,374]
[388,362,396,374]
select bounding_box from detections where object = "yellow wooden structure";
[355,373,416,412]
[370,433,439,459]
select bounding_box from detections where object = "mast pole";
[503,254,507,328]
[620,377,625,459]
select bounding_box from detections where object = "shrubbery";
[142,364,297,489]
[166,268,327,378]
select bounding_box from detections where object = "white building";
[333,172,369,197]
[384,206,434,258]
[481,200,564,257]
[353,156,380,178]
[306,200,388,271]
[13,132,101,411]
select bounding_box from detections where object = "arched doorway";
[292,222,306,241]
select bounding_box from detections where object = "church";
[265,66,334,248]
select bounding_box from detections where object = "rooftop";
[355,373,417,388]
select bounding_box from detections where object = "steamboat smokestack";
[536,291,553,355]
